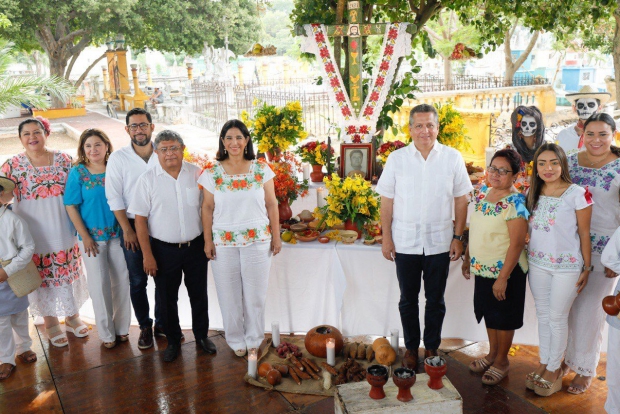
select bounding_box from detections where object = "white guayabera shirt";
[376,142,473,255]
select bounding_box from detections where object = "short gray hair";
[154,130,184,148]
[409,104,439,125]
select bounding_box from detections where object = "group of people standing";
[378,101,619,411]
[0,109,281,379]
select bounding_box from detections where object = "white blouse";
[198,160,274,247]
[527,184,592,271]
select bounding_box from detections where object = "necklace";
[25,150,53,176]
[584,151,610,167]
[542,184,567,197]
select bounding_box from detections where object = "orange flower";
[240,180,248,188]
[248,229,256,238]
[215,177,223,186]
[225,232,233,241]
[232,180,239,189]
[255,174,263,182]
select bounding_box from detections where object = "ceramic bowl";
[340,230,359,244]
[299,210,314,223]
[318,236,329,244]
[294,230,320,242]
[290,223,308,233]
[363,237,375,245]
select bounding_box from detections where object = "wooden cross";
[296,1,414,117]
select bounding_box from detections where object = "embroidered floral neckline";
[216,160,255,177]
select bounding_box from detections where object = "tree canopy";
[0,0,261,90]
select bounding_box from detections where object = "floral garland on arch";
[301,23,411,143]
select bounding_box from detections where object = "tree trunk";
[504,29,540,87]
[443,56,453,90]
[33,51,44,76]
[614,4,620,109]
[49,55,69,107]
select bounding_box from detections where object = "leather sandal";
[65,317,89,338]
[47,324,68,347]
[567,375,592,395]
[525,372,542,390]
[17,350,37,363]
[482,366,509,385]
[534,374,563,397]
[469,357,491,373]
[0,363,14,380]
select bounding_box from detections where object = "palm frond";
[0,75,74,113]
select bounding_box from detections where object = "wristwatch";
[453,234,464,242]
[582,265,594,272]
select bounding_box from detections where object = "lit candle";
[326,338,336,366]
[272,321,280,347]
[391,329,399,353]
[248,348,258,379]
[302,163,310,180]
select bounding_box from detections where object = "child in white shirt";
[0,177,37,380]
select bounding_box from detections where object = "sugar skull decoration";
[566,85,611,121]
[510,105,545,164]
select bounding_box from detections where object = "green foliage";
[0,39,73,112]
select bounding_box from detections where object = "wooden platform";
[0,321,608,413]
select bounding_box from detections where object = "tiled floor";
[0,321,609,413]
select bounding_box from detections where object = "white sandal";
[65,317,89,338]
[47,324,69,348]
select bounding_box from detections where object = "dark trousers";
[121,220,161,330]
[151,235,210,345]
[395,251,450,351]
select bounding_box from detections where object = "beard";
[131,133,151,147]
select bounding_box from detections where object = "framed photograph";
[340,143,372,180]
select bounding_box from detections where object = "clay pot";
[304,325,344,358]
[278,199,292,223]
[602,294,620,316]
[310,164,324,182]
[344,219,362,239]
[424,357,447,390]
[266,148,282,162]
[366,364,388,400]
[393,367,416,402]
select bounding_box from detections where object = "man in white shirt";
[105,107,162,350]
[557,85,611,155]
[129,130,215,362]
[376,104,473,370]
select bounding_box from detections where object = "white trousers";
[606,326,620,414]
[566,255,617,376]
[210,242,271,350]
[79,238,131,342]
[0,309,32,365]
[528,265,579,371]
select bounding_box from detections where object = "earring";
[244,146,247,154]
[224,149,227,154]
[105,153,109,161]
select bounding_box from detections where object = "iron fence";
[412,74,549,93]
[192,81,233,131]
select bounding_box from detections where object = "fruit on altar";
[349,343,359,359]
[281,231,293,242]
[366,345,375,362]
[372,337,390,352]
[258,362,273,377]
[305,325,344,358]
[375,343,397,366]
[266,369,282,385]
[602,294,620,316]
[356,343,367,359]
[299,210,314,222]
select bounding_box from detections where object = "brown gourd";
[349,343,358,359]
[375,343,397,366]
[372,337,390,352]
[365,345,374,362]
[342,343,351,358]
[356,343,366,359]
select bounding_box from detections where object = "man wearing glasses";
[105,108,162,350]
[376,104,473,370]
[129,130,215,362]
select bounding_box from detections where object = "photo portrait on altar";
[341,143,372,180]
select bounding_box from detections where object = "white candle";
[302,163,310,180]
[317,187,325,208]
[326,338,336,366]
[272,321,280,347]
[248,348,258,379]
[390,329,399,353]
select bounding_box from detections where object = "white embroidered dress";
[1,152,88,317]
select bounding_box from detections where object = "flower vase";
[278,198,292,223]
[266,148,282,162]
[344,219,362,239]
[310,164,324,183]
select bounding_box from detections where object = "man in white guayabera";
[557,85,611,155]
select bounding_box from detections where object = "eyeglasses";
[157,146,182,154]
[487,166,513,176]
[127,123,151,131]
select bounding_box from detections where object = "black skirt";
[474,265,527,330]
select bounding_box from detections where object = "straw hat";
[565,85,611,105]
[0,176,16,194]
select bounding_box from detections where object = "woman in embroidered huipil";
[199,119,281,357]
[563,113,620,394]
[64,129,131,349]
[525,143,593,397]
[0,118,88,347]
[463,149,529,386]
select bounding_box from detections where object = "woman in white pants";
[601,227,620,414]
[65,129,131,349]
[199,119,281,357]
[525,143,593,396]
[565,113,620,394]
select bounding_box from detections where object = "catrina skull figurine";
[575,98,600,120]
[520,116,537,137]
